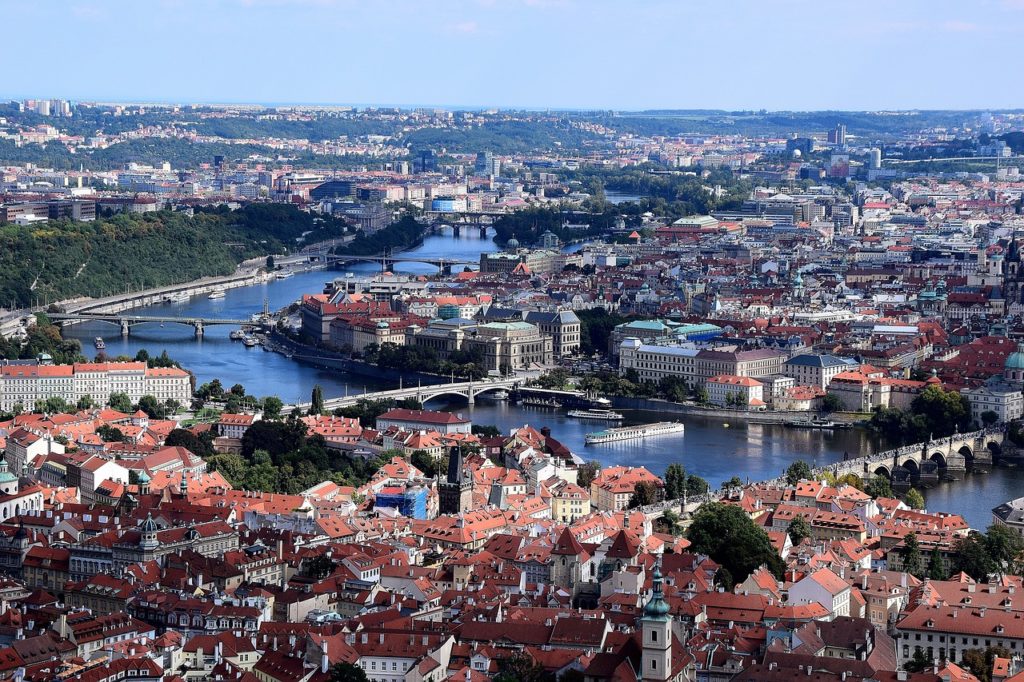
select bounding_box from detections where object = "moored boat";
[567,408,625,421]
[585,421,684,445]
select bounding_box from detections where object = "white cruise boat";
[585,421,684,445]
[567,408,624,421]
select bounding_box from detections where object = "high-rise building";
[827,123,847,146]
[869,148,882,170]
[475,151,493,175]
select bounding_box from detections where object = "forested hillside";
[0,204,346,308]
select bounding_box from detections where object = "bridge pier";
[440,263,452,276]
[453,225,461,237]
[480,226,487,239]
[193,321,204,337]
[120,319,130,337]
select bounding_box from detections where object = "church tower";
[438,446,472,515]
[139,513,159,553]
[640,563,672,681]
[0,455,18,496]
[1003,238,1022,306]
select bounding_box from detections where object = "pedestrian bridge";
[288,377,523,412]
[818,427,1004,488]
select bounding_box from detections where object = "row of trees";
[869,385,975,444]
[361,342,490,381]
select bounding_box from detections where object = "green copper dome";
[1006,342,1024,371]
[643,565,671,620]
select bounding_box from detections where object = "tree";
[659,509,684,537]
[137,394,164,419]
[328,662,368,682]
[628,480,660,508]
[76,395,95,410]
[494,651,548,682]
[820,393,843,414]
[981,410,999,427]
[902,532,925,579]
[721,476,743,490]
[836,473,863,490]
[108,392,132,413]
[904,647,931,673]
[410,450,439,478]
[687,503,785,584]
[910,384,972,437]
[787,515,811,546]
[785,460,812,486]
[903,488,925,510]
[97,425,126,443]
[984,523,1024,573]
[165,428,213,457]
[960,645,1011,682]
[306,554,335,579]
[262,396,283,420]
[577,461,600,489]
[230,383,246,397]
[241,420,307,459]
[310,384,325,415]
[865,475,893,499]
[663,463,687,500]
[266,255,276,270]
[954,531,996,581]
[927,546,947,580]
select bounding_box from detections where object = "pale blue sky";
[4,0,1023,110]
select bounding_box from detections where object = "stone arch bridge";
[829,428,1004,488]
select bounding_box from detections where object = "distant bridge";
[49,312,257,337]
[313,254,479,274]
[287,376,523,412]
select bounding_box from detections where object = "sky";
[4,0,1024,111]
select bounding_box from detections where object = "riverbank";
[610,396,869,425]
[267,332,456,387]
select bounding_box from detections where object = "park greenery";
[207,417,390,494]
[687,502,785,588]
[868,385,973,444]
[361,342,490,381]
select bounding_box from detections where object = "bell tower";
[640,562,672,681]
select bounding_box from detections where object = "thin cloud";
[449,20,479,34]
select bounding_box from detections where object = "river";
[61,229,1013,528]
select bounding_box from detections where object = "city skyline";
[5,0,1024,111]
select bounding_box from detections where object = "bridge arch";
[473,385,514,400]
[930,451,948,469]
[419,389,472,404]
[958,445,974,465]
[987,440,1003,456]
[872,464,892,479]
[901,458,921,479]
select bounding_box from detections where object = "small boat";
[522,397,563,408]
[567,408,624,421]
[229,330,245,341]
[243,336,258,347]
[94,337,105,350]
[275,271,294,280]
[722,423,730,428]
[786,417,848,429]
[165,292,189,303]
[208,290,225,300]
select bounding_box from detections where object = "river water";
[61,229,1015,528]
